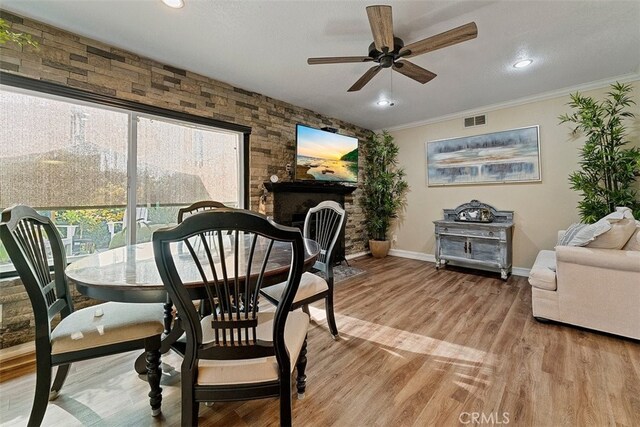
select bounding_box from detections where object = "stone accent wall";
[0,11,371,348]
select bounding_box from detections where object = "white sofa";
[529,227,640,340]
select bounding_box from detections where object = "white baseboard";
[388,249,531,277]
[511,267,531,277]
[388,249,436,263]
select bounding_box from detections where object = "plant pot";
[369,239,391,258]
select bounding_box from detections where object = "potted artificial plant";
[361,130,408,258]
[559,82,640,223]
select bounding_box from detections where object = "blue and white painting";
[426,126,541,186]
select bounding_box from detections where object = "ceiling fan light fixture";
[513,59,533,68]
[161,0,184,9]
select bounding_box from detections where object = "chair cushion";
[261,272,328,304]
[197,311,309,386]
[528,250,557,291]
[51,302,164,355]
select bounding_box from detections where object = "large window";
[0,85,245,273]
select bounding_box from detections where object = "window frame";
[0,71,251,277]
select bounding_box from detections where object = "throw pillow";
[622,221,640,251]
[557,223,592,246]
[586,207,636,249]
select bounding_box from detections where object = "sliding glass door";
[0,86,244,274]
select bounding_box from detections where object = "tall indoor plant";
[361,130,408,258]
[559,82,640,223]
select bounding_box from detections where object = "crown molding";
[382,72,640,132]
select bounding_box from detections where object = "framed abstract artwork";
[425,125,541,186]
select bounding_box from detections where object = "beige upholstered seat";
[51,302,164,355]
[261,273,328,305]
[529,223,640,340]
[198,311,309,385]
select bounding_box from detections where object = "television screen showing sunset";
[295,125,358,182]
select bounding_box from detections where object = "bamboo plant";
[559,82,640,223]
[360,130,409,241]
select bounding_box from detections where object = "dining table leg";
[134,297,184,375]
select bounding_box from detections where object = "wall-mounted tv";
[295,124,358,183]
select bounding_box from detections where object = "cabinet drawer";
[436,225,503,239]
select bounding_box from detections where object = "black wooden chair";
[177,200,226,223]
[175,200,226,324]
[152,208,310,426]
[0,205,164,426]
[262,201,346,339]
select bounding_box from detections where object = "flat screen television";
[295,124,358,183]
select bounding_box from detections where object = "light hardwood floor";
[1,256,639,426]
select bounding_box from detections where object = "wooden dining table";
[65,236,320,372]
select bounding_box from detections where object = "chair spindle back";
[304,201,346,271]
[0,205,73,339]
[154,209,305,361]
[177,200,226,223]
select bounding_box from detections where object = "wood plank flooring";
[1,256,639,426]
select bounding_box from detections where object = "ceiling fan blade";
[348,66,382,92]
[366,5,394,53]
[399,22,477,58]
[307,56,374,65]
[392,60,437,84]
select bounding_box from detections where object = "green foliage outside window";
[0,18,38,48]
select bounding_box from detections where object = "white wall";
[389,80,640,271]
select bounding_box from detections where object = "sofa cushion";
[622,222,640,251]
[528,250,557,291]
[586,208,636,249]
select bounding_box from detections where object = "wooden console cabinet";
[434,200,514,280]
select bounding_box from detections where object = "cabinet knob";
[489,231,494,236]
[444,227,448,232]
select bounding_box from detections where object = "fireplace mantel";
[264,181,358,195]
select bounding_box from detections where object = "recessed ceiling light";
[513,59,533,68]
[377,99,390,106]
[162,0,184,8]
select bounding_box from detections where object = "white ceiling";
[3,1,640,130]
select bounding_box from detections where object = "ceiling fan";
[307,5,478,92]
